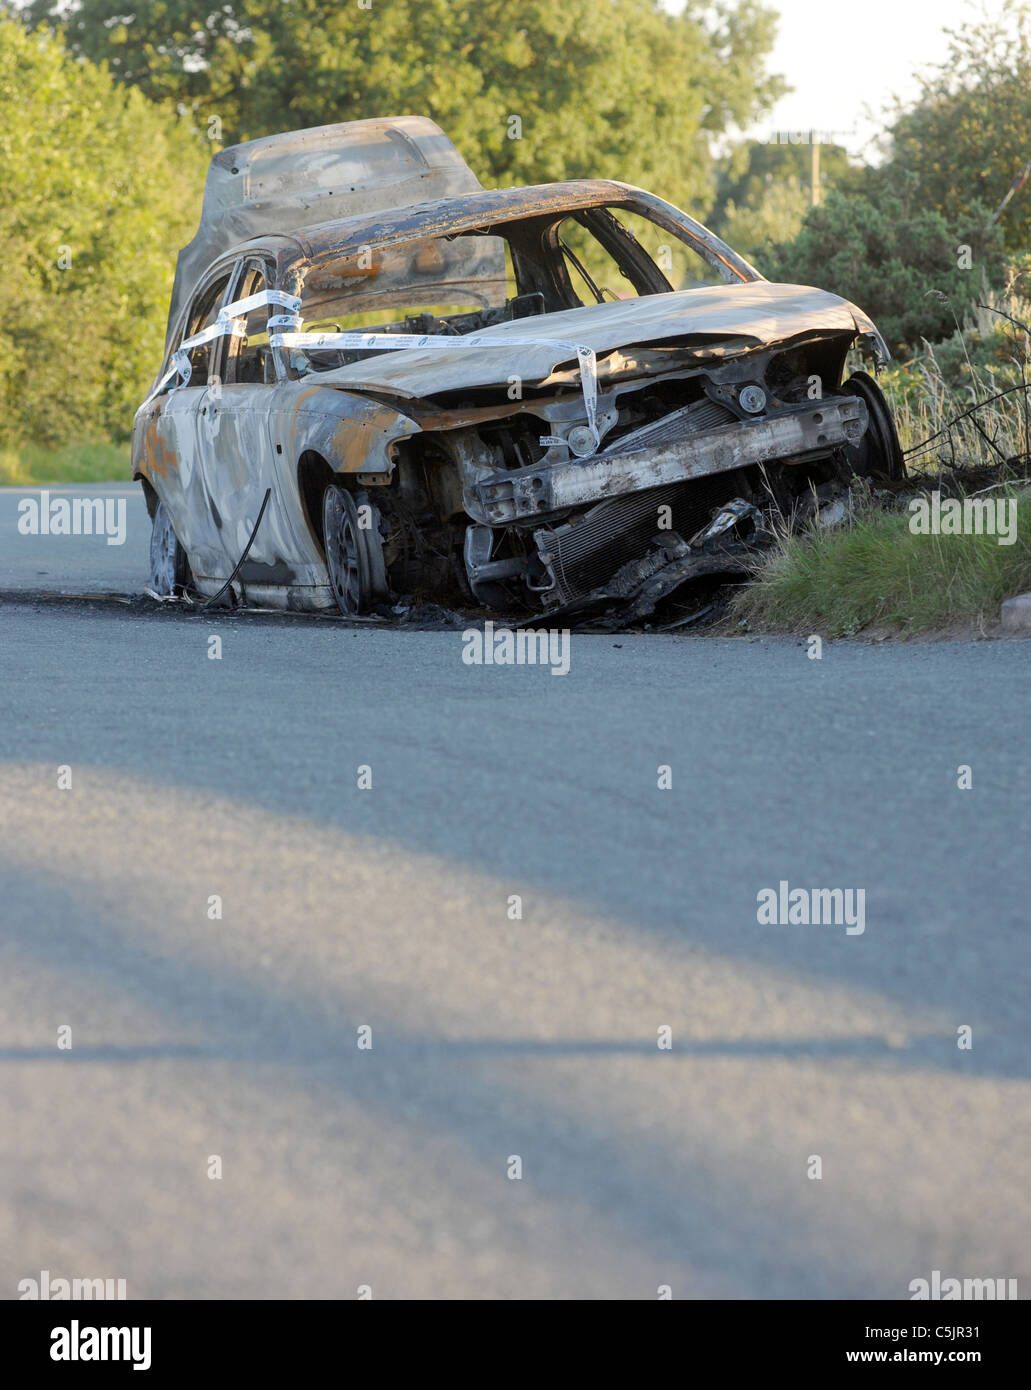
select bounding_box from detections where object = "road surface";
[0,484,146,596]
[0,483,1028,1298]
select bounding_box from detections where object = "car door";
[147,267,237,584]
[204,257,323,595]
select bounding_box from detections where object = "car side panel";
[203,382,329,592]
[134,386,233,584]
[136,375,424,607]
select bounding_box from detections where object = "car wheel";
[323,484,387,616]
[840,371,906,481]
[149,500,191,594]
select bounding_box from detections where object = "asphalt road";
[1,483,1029,1299]
[0,485,147,596]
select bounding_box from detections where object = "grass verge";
[732,488,1031,637]
[0,440,131,487]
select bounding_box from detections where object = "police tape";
[149,309,600,449]
[270,330,600,446]
[145,290,302,403]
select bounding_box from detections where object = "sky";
[672,0,1020,159]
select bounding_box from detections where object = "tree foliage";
[717,175,811,267]
[25,0,787,218]
[712,139,855,225]
[763,180,1005,354]
[715,3,1031,349]
[884,1,1031,255]
[0,15,208,447]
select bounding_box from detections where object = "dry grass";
[881,284,1031,472]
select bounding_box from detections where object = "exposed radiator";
[602,397,737,456]
[535,470,748,606]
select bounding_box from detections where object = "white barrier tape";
[151,305,600,450]
[147,290,302,402]
[224,290,301,319]
[271,330,600,446]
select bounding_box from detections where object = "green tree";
[763,180,1005,354]
[24,0,787,219]
[0,16,208,447]
[883,0,1031,254]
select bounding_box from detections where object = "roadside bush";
[0,18,208,449]
[761,181,1005,356]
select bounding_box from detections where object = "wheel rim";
[149,503,181,593]
[324,486,369,615]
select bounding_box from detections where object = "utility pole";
[770,125,855,205]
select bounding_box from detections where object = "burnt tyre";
[840,370,906,481]
[323,484,388,616]
[149,500,191,594]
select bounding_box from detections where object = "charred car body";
[135,117,904,618]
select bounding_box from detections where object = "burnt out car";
[134,116,904,618]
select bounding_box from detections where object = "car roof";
[217,179,745,277]
[282,179,637,259]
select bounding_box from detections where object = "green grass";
[733,488,1031,637]
[0,440,131,487]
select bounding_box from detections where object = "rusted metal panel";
[281,389,423,475]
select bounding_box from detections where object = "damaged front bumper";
[473,394,869,523]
